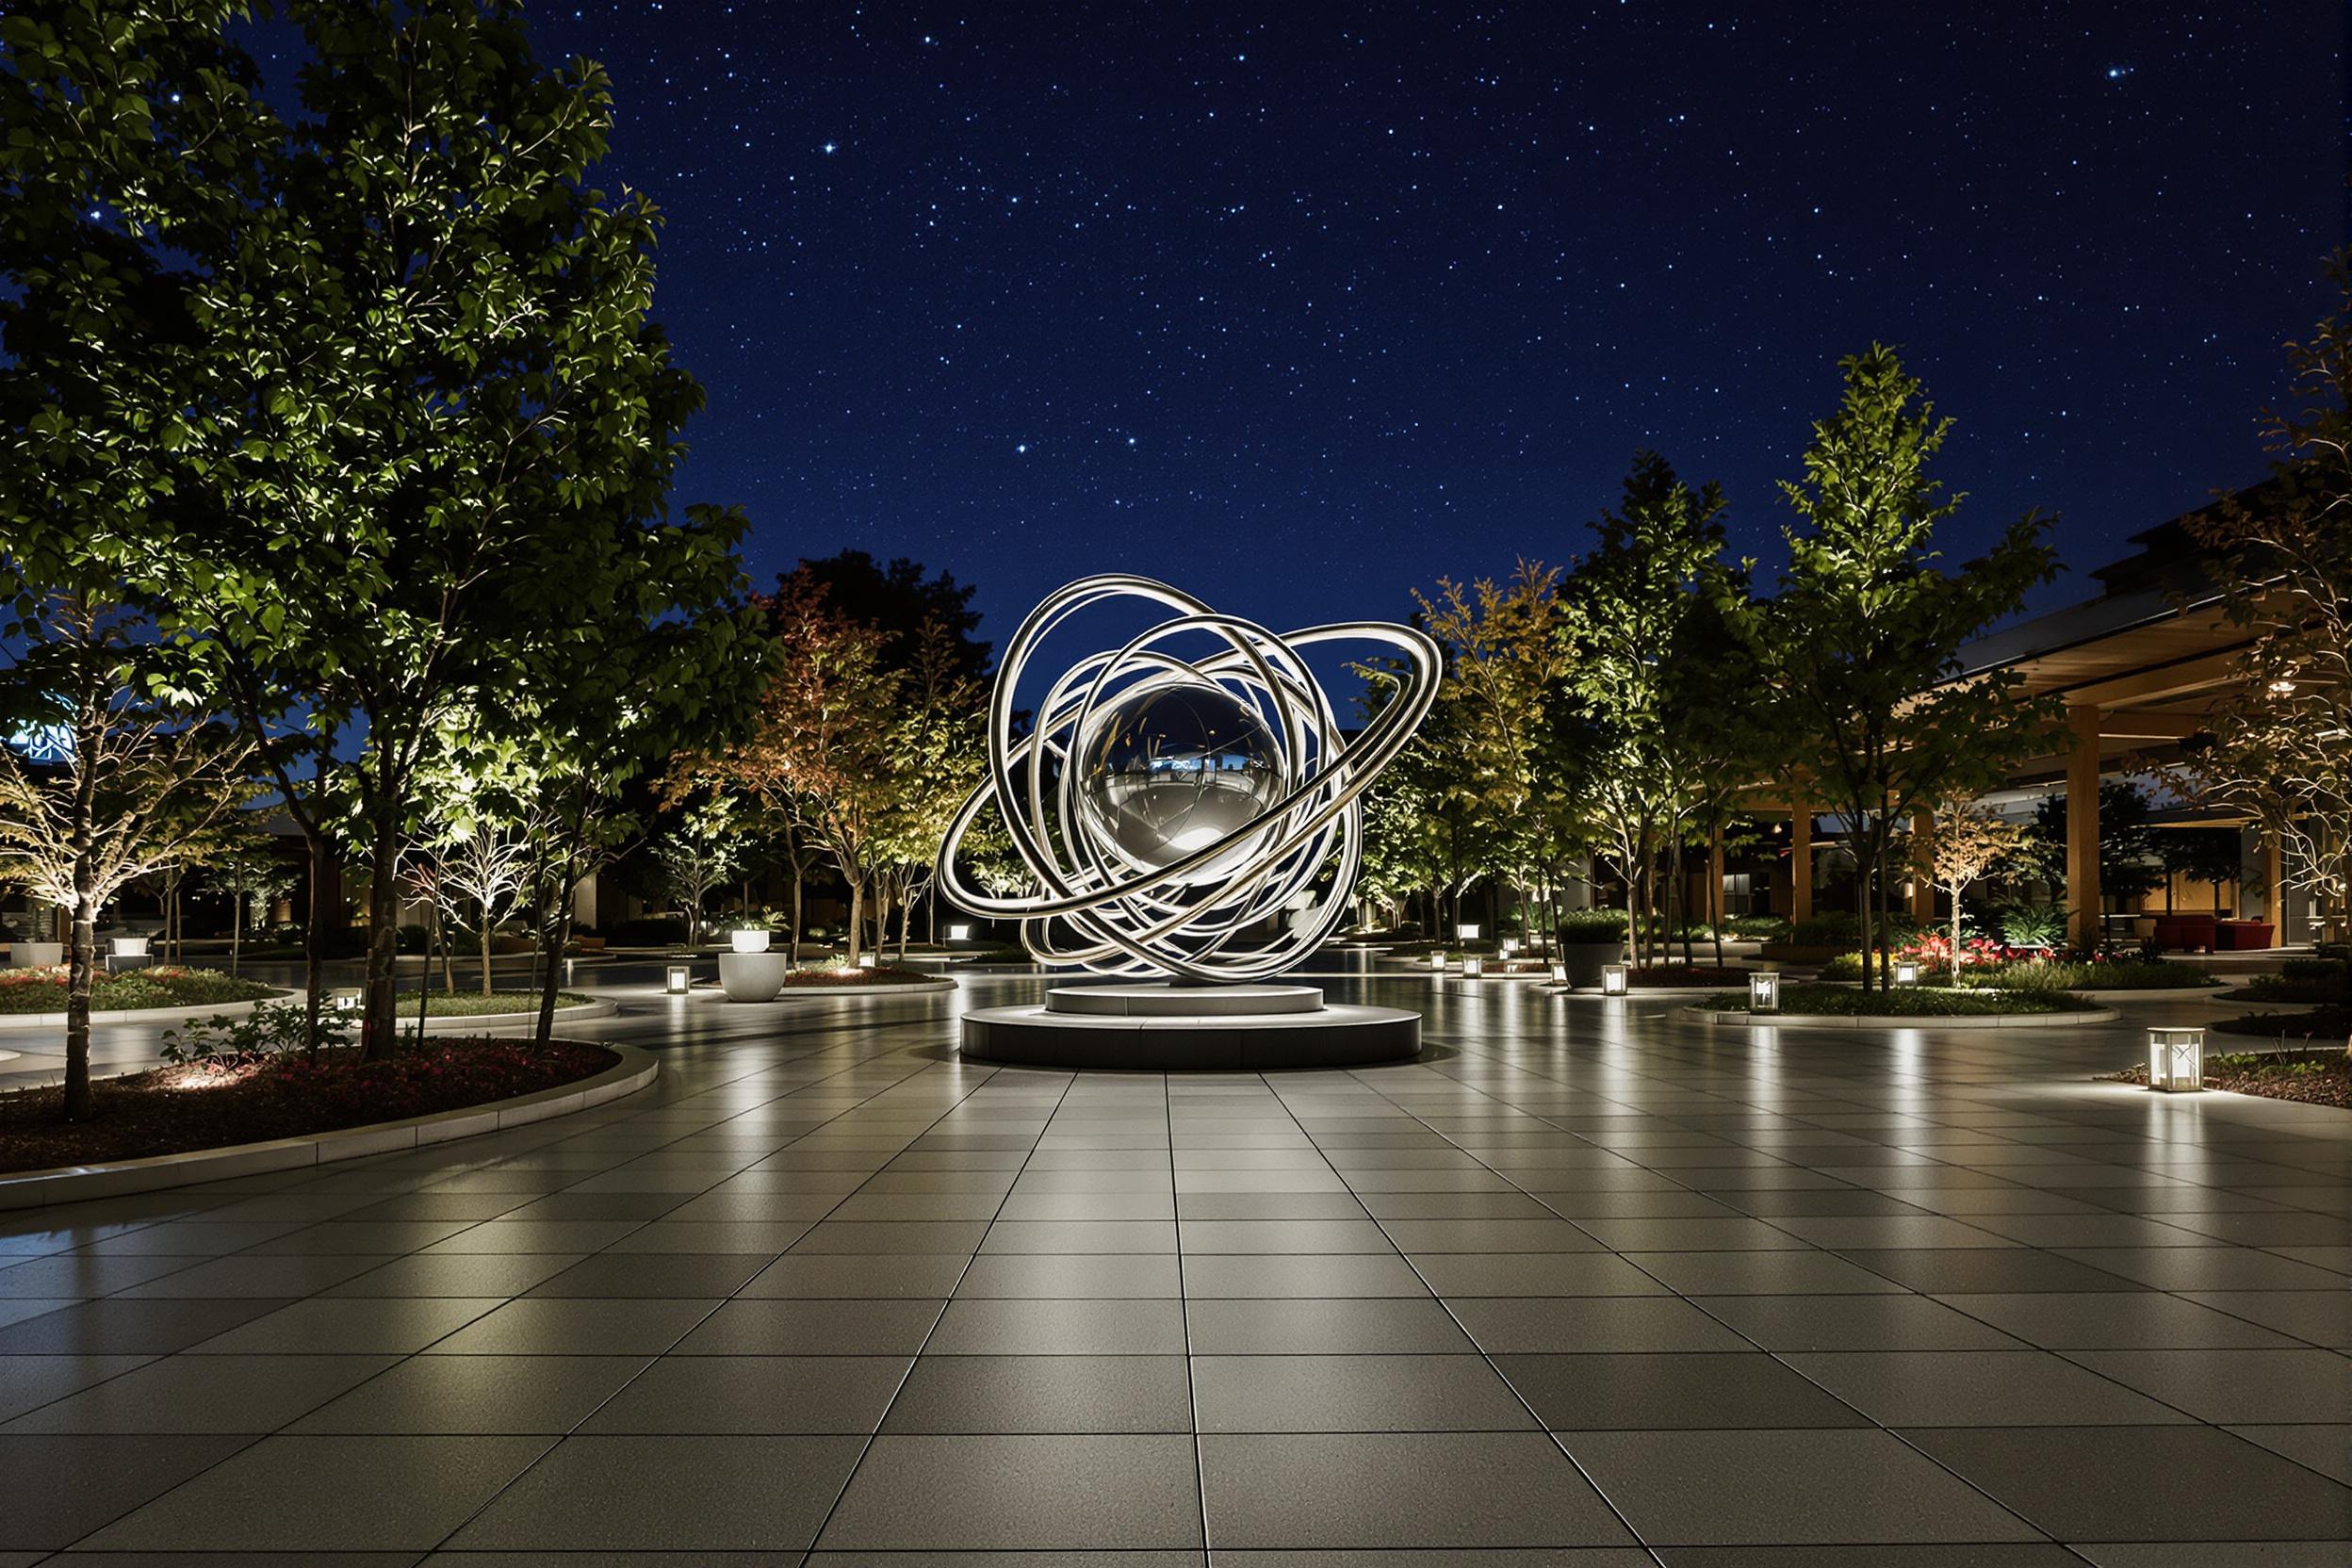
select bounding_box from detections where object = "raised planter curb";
[1679,1004,2123,1030]
[0,1041,657,1213]
[411,997,619,1031]
[2066,983,2232,1003]
[692,978,958,1001]
[0,989,295,1033]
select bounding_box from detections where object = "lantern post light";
[1747,971,1781,1015]
[1892,959,1919,987]
[1500,937,1519,956]
[1547,961,1568,983]
[1601,962,1629,996]
[1429,951,1447,972]
[858,952,879,971]
[2148,1027,2205,1092]
[1461,955,1484,980]
[665,963,692,995]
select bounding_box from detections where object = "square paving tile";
[817,1434,1203,1549]
[1903,1425,2352,1542]
[925,1298,1187,1354]
[1781,1349,2192,1426]
[82,1433,553,1551]
[1198,1431,1636,1548]
[448,1434,863,1550]
[2063,1348,2352,1424]
[1,1352,397,1433]
[1496,1351,1866,1429]
[1690,1293,2029,1351]
[0,1432,253,1550]
[882,1353,1190,1431]
[1193,1353,1535,1431]
[580,1354,910,1433]
[1931,1291,2305,1349]
[1563,1429,2044,1544]
[1184,1296,1476,1354]
[292,1354,655,1433]
[1447,1295,1755,1353]
[425,1298,721,1356]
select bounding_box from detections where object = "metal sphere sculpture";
[937,575,1439,981]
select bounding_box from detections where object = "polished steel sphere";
[1077,683,1281,881]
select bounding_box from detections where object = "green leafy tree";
[2028,780,2163,906]
[1755,347,2063,988]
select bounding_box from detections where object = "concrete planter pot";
[8,942,63,968]
[1559,939,1624,989]
[717,950,793,1001]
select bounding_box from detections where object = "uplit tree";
[652,809,743,942]
[1755,347,2063,988]
[2175,255,2352,944]
[0,596,253,1119]
[1915,805,2032,980]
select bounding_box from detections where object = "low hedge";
[1697,982,2098,1017]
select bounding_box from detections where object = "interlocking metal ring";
[937,575,1439,980]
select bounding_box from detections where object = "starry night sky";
[531,2,2347,643]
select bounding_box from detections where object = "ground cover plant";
[1697,982,2098,1017]
[777,964,944,987]
[2108,1046,2351,1110]
[0,966,279,1015]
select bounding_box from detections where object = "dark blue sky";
[534,1,2346,643]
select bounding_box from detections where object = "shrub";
[1722,914,1789,939]
[0,966,281,1015]
[1557,908,1631,942]
[2279,956,2351,985]
[1997,902,2067,949]
[1698,981,2094,1017]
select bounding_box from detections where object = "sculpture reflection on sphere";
[937,574,1439,985]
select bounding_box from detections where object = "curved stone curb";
[0,989,296,1033]
[1679,1004,2123,1030]
[689,978,958,1001]
[411,997,619,1031]
[2065,983,2231,1003]
[0,1041,658,1214]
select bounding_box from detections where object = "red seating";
[2150,913,2217,953]
[2213,920,2275,951]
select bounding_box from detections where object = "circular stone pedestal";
[961,982,1419,1070]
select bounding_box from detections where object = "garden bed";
[1697,982,2100,1018]
[0,965,279,1015]
[777,964,951,988]
[2104,1047,2351,1110]
[400,989,596,1016]
[2211,1006,2352,1041]
[0,1037,619,1174]
[1629,966,1751,988]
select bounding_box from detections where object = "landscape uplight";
[858,952,878,970]
[2148,1027,2204,1093]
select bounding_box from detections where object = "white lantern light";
[1461,955,1484,979]
[2148,1027,2204,1092]
[1429,951,1447,972]
[858,952,878,970]
[1500,937,1519,956]
[1457,923,1481,940]
[665,963,692,995]
[1547,961,1568,983]
[1601,962,1629,996]
[1893,959,1919,987]
[947,923,972,942]
[1747,972,1781,1014]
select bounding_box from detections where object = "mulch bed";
[2105,1048,2352,1110]
[0,1037,617,1174]
[1630,967,1748,988]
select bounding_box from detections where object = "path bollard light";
[2148,1027,2204,1092]
[1893,959,1919,987]
[1461,955,1484,979]
[1500,937,1520,956]
[858,952,879,970]
[1747,972,1781,1014]
[1548,961,1568,983]
[563,958,577,987]
[947,923,972,942]
[1456,923,1480,940]
[665,963,692,995]
[1601,963,1629,996]
[1429,951,1447,972]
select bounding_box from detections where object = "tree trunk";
[536,856,578,1046]
[1952,880,1964,983]
[361,799,404,1062]
[1854,831,1874,994]
[303,824,335,1054]
[789,868,805,965]
[478,908,494,997]
[229,892,242,978]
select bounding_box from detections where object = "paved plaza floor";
[1,969,2347,1562]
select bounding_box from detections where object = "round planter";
[7,942,63,969]
[1558,939,1625,989]
[717,950,793,1001]
[107,936,153,959]
[729,929,774,955]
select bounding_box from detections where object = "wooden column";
[1790,807,1813,925]
[2066,705,2102,949]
